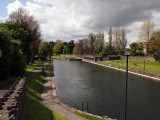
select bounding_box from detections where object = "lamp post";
[124,48,131,120]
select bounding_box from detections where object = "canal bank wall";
[82,59,160,81]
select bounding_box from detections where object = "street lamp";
[124,48,131,120]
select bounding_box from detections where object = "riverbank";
[82,59,160,81]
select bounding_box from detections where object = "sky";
[1,0,160,43]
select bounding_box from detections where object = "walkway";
[41,74,86,120]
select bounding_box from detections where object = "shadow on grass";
[25,92,54,120]
[25,73,54,120]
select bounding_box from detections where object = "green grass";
[46,61,53,71]
[97,60,160,75]
[25,62,68,120]
[25,73,54,120]
[52,55,75,60]
[26,60,43,73]
[75,111,106,120]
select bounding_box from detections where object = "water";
[54,60,160,120]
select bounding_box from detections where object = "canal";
[54,60,160,120]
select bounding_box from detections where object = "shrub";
[153,54,160,62]
[108,55,121,60]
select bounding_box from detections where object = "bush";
[108,55,121,60]
[153,54,160,62]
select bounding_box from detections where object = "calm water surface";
[54,60,160,120]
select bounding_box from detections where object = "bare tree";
[120,29,127,54]
[93,32,104,55]
[113,27,127,55]
[138,19,155,54]
[88,33,96,55]
[108,27,113,49]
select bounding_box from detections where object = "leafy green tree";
[0,27,12,80]
[53,41,64,55]
[10,40,25,76]
[0,22,29,60]
[67,40,75,54]
[63,45,71,54]
[39,41,53,59]
[136,42,144,55]
[0,24,26,80]
[8,8,41,63]
[130,42,138,56]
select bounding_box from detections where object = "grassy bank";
[97,60,160,75]
[26,60,42,73]
[52,55,75,60]
[75,111,106,120]
[25,61,67,120]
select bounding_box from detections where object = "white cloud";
[6,0,160,43]
[7,0,24,14]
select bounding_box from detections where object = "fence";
[0,77,26,120]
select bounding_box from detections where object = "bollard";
[87,103,89,113]
[82,102,83,111]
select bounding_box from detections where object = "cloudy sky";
[0,0,160,43]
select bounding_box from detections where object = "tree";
[108,27,113,49]
[67,40,75,54]
[88,33,96,55]
[53,41,64,55]
[93,32,104,55]
[63,45,71,54]
[130,42,138,56]
[113,27,127,55]
[39,41,53,59]
[0,27,12,80]
[148,31,160,54]
[10,40,25,76]
[8,8,41,63]
[136,42,144,55]
[0,26,25,80]
[138,19,155,54]
[73,40,84,55]
[120,29,127,54]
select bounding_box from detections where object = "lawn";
[97,60,160,75]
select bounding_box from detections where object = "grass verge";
[26,60,43,73]
[75,111,106,120]
[25,61,68,120]
[97,60,160,75]
[52,55,75,60]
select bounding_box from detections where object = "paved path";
[41,75,86,120]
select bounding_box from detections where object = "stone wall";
[0,77,26,120]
